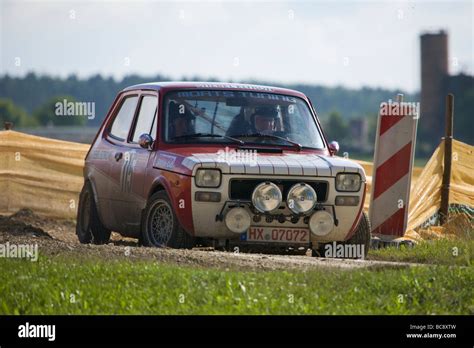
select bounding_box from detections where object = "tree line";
[1,72,472,156]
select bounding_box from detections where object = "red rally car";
[76,82,370,256]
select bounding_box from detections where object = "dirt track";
[0,209,418,271]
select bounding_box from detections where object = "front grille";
[229,179,328,202]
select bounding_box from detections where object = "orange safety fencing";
[0,130,472,240]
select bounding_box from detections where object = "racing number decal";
[120,152,136,193]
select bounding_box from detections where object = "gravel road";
[0,209,418,271]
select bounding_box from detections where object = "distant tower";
[420,30,448,146]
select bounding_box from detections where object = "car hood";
[156,150,365,179]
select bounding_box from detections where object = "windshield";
[162,90,326,149]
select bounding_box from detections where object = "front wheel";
[141,191,194,248]
[311,212,371,259]
[76,181,111,244]
[344,211,371,258]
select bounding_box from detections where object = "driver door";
[106,92,158,236]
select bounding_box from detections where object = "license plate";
[242,227,310,244]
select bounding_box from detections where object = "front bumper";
[190,174,365,243]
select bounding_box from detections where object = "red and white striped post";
[369,94,418,237]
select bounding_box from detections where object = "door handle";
[114,152,123,161]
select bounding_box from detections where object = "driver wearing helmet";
[168,101,195,139]
[227,106,280,136]
[250,106,279,134]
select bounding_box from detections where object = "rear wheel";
[141,191,194,248]
[76,182,111,244]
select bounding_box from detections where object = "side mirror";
[138,133,154,149]
[329,141,339,155]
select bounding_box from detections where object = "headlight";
[287,183,317,214]
[251,182,282,213]
[225,207,251,233]
[195,169,221,188]
[336,173,361,192]
[309,210,334,236]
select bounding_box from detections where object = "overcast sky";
[0,0,472,92]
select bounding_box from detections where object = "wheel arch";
[142,177,172,223]
[83,176,109,228]
[343,183,368,241]
[147,177,171,200]
[144,175,195,236]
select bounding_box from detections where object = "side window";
[132,95,158,143]
[109,96,139,140]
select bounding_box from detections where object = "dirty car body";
[77,82,367,253]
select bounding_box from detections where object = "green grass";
[0,256,472,315]
[369,238,473,266]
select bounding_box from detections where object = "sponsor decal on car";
[156,154,177,169]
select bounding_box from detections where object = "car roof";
[122,81,307,98]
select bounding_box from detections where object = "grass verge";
[368,237,473,266]
[0,255,472,315]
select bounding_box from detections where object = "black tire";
[141,191,194,248]
[344,212,371,258]
[312,212,371,258]
[76,181,111,244]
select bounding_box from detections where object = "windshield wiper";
[232,133,302,151]
[171,133,245,145]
